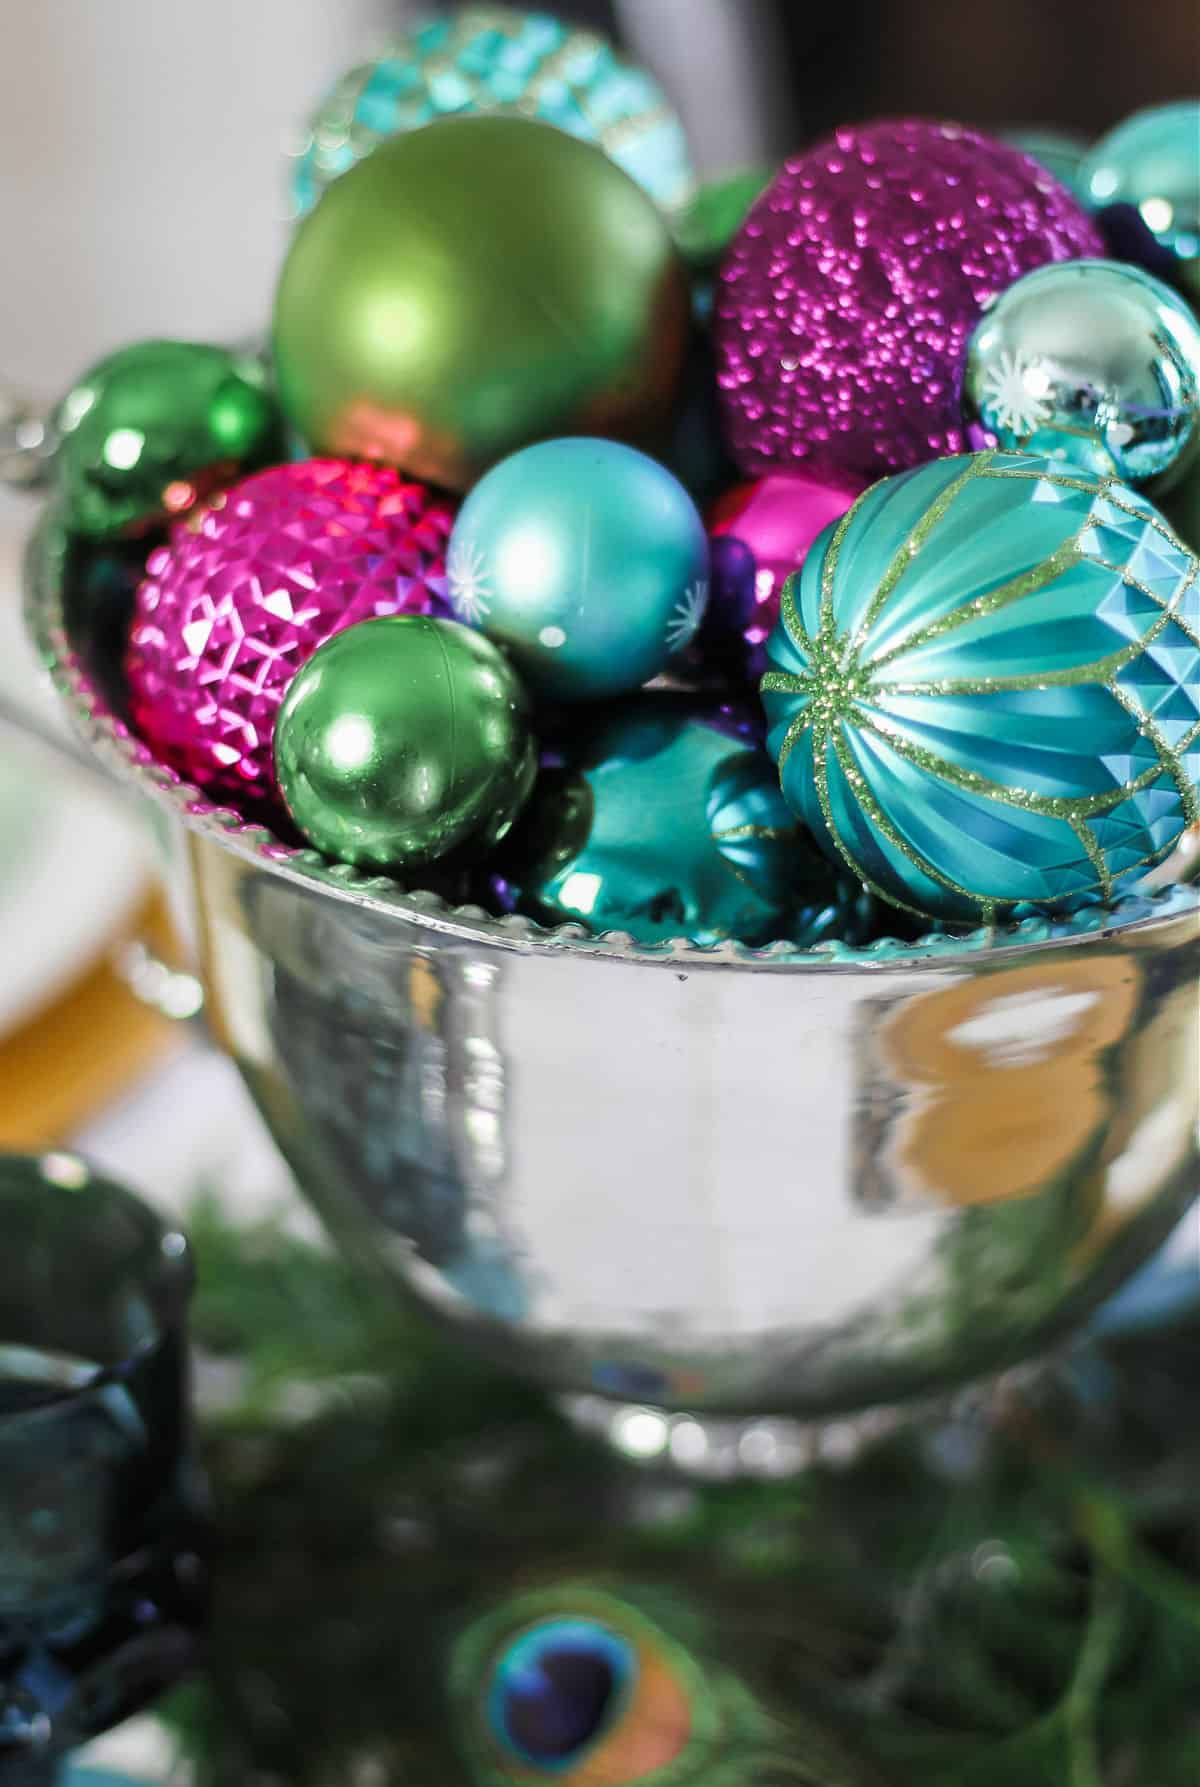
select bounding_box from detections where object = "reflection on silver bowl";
[25,511,1200,1421]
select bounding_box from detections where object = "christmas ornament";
[674,167,772,273]
[447,438,708,701]
[716,119,1103,484]
[999,127,1089,199]
[290,6,695,219]
[275,614,536,871]
[1080,103,1200,295]
[702,469,865,680]
[762,450,1200,924]
[53,340,282,540]
[273,115,691,492]
[964,260,1200,493]
[126,460,455,812]
[490,696,867,946]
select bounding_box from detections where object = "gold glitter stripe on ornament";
[818,485,875,638]
[711,822,800,842]
[848,454,989,649]
[779,572,816,658]
[828,727,997,919]
[982,459,1199,562]
[856,701,1184,825]
[809,721,928,918]
[863,535,1084,676]
[876,602,1177,697]
[1071,816,1116,900]
[1087,555,1200,649]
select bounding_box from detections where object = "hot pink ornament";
[126,458,455,812]
[715,118,1104,484]
[703,469,866,681]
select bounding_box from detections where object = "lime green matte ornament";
[274,615,537,872]
[52,340,282,540]
[272,115,691,492]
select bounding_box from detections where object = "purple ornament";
[715,118,1104,484]
[127,459,455,813]
[703,470,865,680]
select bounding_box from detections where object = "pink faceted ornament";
[703,470,866,680]
[715,118,1104,484]
[126,459,455,812]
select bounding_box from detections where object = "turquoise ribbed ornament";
[1079,103,1200,292]
[493,700,864,946]
[290,6,695,218]
[447,439,709,702]
[762,451,1200,924]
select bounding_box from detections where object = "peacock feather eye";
[488,1617,636,1771]
[452,1585,733,1785]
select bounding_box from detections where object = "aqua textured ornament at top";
[275,614,536,872]
[762,451,1200,924]
[965,260,1200,493]
[491,696,873,947]
[290,6,696,218]
[1080,103,1200,294]
[53,340,282,540]
[447,438,709,701]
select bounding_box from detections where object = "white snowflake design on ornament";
[665,578,709,653]
[980,350,1054,439]
[447,536,491,625]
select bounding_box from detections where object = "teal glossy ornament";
[965,260,1200,493]
[290,6,695,218]
[52,340,282,540]
[1080,103,1200,295]
[447,439,709,702]
[999,127,1089,200]
[491,698,868,946]
[275,614,537,872]
[762,451,1200,924]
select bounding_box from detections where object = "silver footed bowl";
[25,509,1200,1420]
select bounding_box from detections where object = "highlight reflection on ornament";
[965,260,1200,491]
[762,451,1200,923]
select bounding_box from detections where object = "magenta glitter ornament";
[715,119,1104,484]
[703,469,865,680]
[126,459,455,812]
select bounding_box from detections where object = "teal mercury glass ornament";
[1080,103,1200,295]
[290,6,695,219]
[762,450,1200,925]
[491,697,870,946]
[965,260,1200,494]
[447,439,709,702]
[999,126,1090,200]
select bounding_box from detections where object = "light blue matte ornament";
[965,259,1200,493]
[290,6,696,218]
[447,438,709,702]
[1079,102,1200,292]
[762,451,1200,925]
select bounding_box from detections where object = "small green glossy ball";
[53,340,282,540]
[272,114,691,492]
[275,615,537,872]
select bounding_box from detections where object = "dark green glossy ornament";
[275,615,537,872]
[491,697,870,947]
[272,115,691,492]
[52,340,282,540]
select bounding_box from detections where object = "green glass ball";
[1080,102,1200,291]
[272,114,691,492]
[274,615,537,872]
[52,340,282,540]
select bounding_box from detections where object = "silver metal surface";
[25,507,1200,1418]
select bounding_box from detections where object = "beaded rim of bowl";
[24,507,1200,973]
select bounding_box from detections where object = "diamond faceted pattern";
[126,460,455,814]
